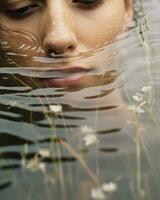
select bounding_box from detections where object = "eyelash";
[4,4,39,19]
[4,0,103,20]
[74,0,103,9]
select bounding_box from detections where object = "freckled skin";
[0,0,133,125]
[0,0,133,68]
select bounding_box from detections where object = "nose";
[43,14,78,56]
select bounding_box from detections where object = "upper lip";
[34,66,94,79]
[54,66,92,73]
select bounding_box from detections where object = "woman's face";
[0,0,133,88]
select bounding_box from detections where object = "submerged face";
[0,0,133,88]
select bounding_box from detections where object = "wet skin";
[0,0,133,88]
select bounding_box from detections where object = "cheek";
[76,2,126,47]
[0,29,44,68]
[0,28,42,56]
[0,15,42,55]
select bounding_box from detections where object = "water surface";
[0,0,160,199]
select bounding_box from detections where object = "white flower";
[25,157,39,171]
[49,104,62,114]
[91,187,106,200]
[132,93,143,102]
[80,125,94,135]
[38,148,50,158]
[83,134,98,146]
[91,182,117,200]
[80,125,98,146]
[25,156,46,173]
[127,104,144,114]
[102,182,117,192]
[141,86,151,92]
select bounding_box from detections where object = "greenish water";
[0,0,160,199]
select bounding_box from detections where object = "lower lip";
[40,73,87,88]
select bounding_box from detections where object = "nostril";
[47,47,63,55]
[68,45,74,51]
[47,48,59,57]
[47,44,75,58]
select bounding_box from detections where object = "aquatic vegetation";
[127,103,145,114]
[80,125,99,146]
[101,182,117,192]
[91,182,117,199]
[80,125,94,135]
[91,187,106,200]
[127,85,152,114]
[140,86,151,93]
[83,134,99,147]
[49,104,62,114]
[132,93,144,102]
[0,1,160,199]
[38,148,51,158]
[21,145,48,173]
[21,154,46,174]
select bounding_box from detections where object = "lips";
[39,66,92,88]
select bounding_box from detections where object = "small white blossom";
[80,125,98,146]
[132,93,143,102]
[38,148,50,158]
[91,182,117,200]
[25,157,39,171]
[127,104,144,114]
[80,125,94,135]
[49,104,62,114]
[91,187,106,200]
[141,86,151,92]
[83,134,98,146]
[102,182,117,192]
[25,156,46,173]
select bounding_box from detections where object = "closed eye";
[4,4,39,19]
[73,0,103,9]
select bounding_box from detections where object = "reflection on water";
[0,0,160,199]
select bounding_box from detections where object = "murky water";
[0,0,160,199]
